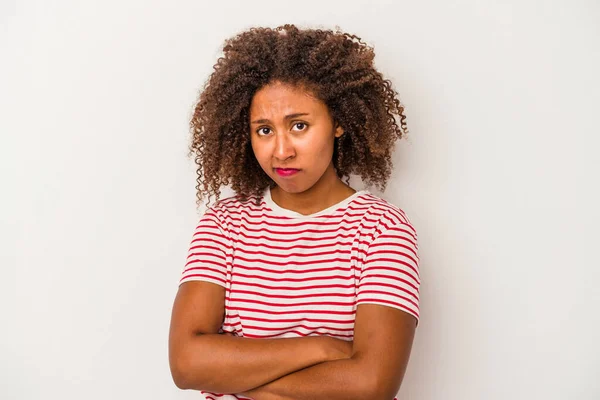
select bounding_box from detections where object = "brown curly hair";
[188,24,409,208]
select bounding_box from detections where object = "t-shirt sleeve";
[179,206,231,288]
[356,218,421,325]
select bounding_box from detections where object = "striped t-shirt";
[180,186,421,400]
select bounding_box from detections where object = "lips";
[275,168,300,177]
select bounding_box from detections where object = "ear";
[334,122,344,138]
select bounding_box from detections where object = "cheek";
[250,138,261,159]
[303,136,334,159]
[250,140,270,168]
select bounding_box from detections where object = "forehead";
[249,82,327,118]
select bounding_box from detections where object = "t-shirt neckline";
[263,186,368,218]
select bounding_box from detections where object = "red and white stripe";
[180,188,420,400]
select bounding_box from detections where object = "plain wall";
[1,0,599,399]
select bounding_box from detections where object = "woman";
[169,24,421,400]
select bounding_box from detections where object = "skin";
[249,80,357,215]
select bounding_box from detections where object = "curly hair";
[188,24,409,208]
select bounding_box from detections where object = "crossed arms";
[169,281,416,400]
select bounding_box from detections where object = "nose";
[273,132,295,161]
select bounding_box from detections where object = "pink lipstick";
[275,168,300,177]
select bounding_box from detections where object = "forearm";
[171,334,330,394]
[241,356,381,400]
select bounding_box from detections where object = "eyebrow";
[250,113,310,124]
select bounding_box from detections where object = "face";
[249,81,344,194]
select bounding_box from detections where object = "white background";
[1,0,599,399]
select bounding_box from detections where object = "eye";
[256,127,272,136]
[292,122,308,131]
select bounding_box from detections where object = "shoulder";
[357,191,417,232]
[203,192,265,223]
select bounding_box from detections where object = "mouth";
[274,168,300,177]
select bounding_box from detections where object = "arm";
[240,304,417,400]
[168,281,353,394]
[240,217,421,400]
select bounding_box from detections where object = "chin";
[274,184,301,194]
